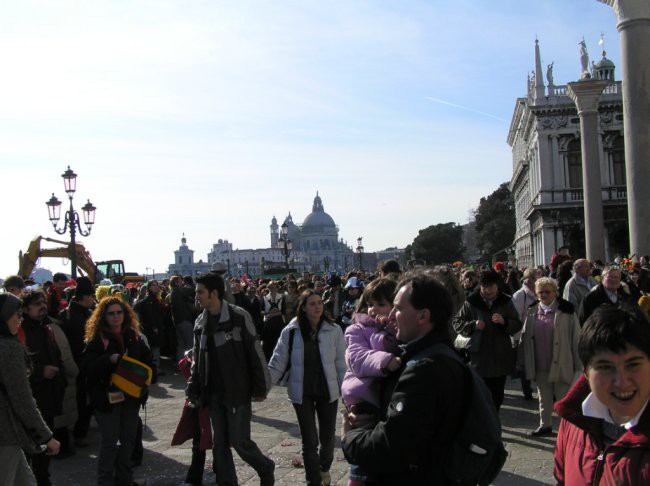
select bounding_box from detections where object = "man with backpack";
[341,271,506,485]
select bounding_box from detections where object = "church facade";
[508,40,628,269]
[167,193,362,277]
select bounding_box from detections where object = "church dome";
[302,192,336,229]
[283,213,302,242]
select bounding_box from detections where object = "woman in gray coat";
[268,289,347,486]
[0,293,60,486]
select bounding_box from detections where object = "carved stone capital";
[597,0,650,27]
[567,79,611,114]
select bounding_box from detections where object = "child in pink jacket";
[341,278,401,485]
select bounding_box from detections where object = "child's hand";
[386,356,402,372]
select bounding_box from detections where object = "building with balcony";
[508,40,628,268]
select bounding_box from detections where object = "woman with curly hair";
[81,297,152,486]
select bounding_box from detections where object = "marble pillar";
[598,0,650,256]
[567,79,610,262]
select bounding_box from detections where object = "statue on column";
[579,40,591,79]
[546,62,554,86]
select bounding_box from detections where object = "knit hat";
[74,276,95,298]
[0,293,22,325]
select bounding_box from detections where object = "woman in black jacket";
[81,296,152,486]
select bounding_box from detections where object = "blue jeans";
[95,399,141,486]
[292,396,338,486]
[209,395,274,486]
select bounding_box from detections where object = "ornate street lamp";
[45,166,96,279]
[278,222,293,270]
[356,236,364,271]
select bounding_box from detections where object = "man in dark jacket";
[170,275,197,361]
[453,269,522,411]
[186,271,274,486]
[60,276,95,447]
[579,266,636,324]
[342,272,467,485]
[134,280,165,380]
[21,289,67,486]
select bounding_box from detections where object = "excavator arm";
[18,236,97,282]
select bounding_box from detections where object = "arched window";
[567,139,582,188]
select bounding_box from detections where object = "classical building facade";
[167,234,212,277]
[508,40,628,268]
[167,193,386,277]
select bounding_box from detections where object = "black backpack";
[407,343,508,486]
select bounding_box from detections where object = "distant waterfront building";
[167,234,211,277]
[168,193,401,277]
[270,192,356,273]
[508,40,627,268]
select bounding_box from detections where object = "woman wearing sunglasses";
[81,297,152,486]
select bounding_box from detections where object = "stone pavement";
[51,359,557,485]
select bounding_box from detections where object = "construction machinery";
[18,236,144,285]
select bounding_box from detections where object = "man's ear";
[420,308,431,325]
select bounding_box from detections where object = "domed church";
[270,192,354,272]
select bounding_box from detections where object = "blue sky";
[0,0,620,277]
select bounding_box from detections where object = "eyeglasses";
[106,310,124,317]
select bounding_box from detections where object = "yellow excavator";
[18,236,144,285]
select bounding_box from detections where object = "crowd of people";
[1,249,650,485]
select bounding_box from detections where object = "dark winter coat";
[80,327,152,413]
[186,303,271,408]
[134,293,165,347]
[170,286,196,325]
[579,283,635,324]
[452,290,522,378]
[60,299,92,364]
[341,331,467,485]
[0,337,53,450]
[20,315,67,418]
[554,376,650,485]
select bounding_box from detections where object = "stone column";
[567,79,610,262]
[598,0,650,256]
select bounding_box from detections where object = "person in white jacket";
[267,289,347,486]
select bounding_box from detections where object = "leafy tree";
[474,182,515,260]
[408,222,465,265]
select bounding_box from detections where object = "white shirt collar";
[539,300,557,314]
[582,392,650,430]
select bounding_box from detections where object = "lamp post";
[245,259,249,276]
[278,222,293,270]
[356,236,364,271]
[45,166,96,280]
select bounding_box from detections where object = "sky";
[0,0,621,278]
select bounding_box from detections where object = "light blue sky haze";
[0,0,620,276]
